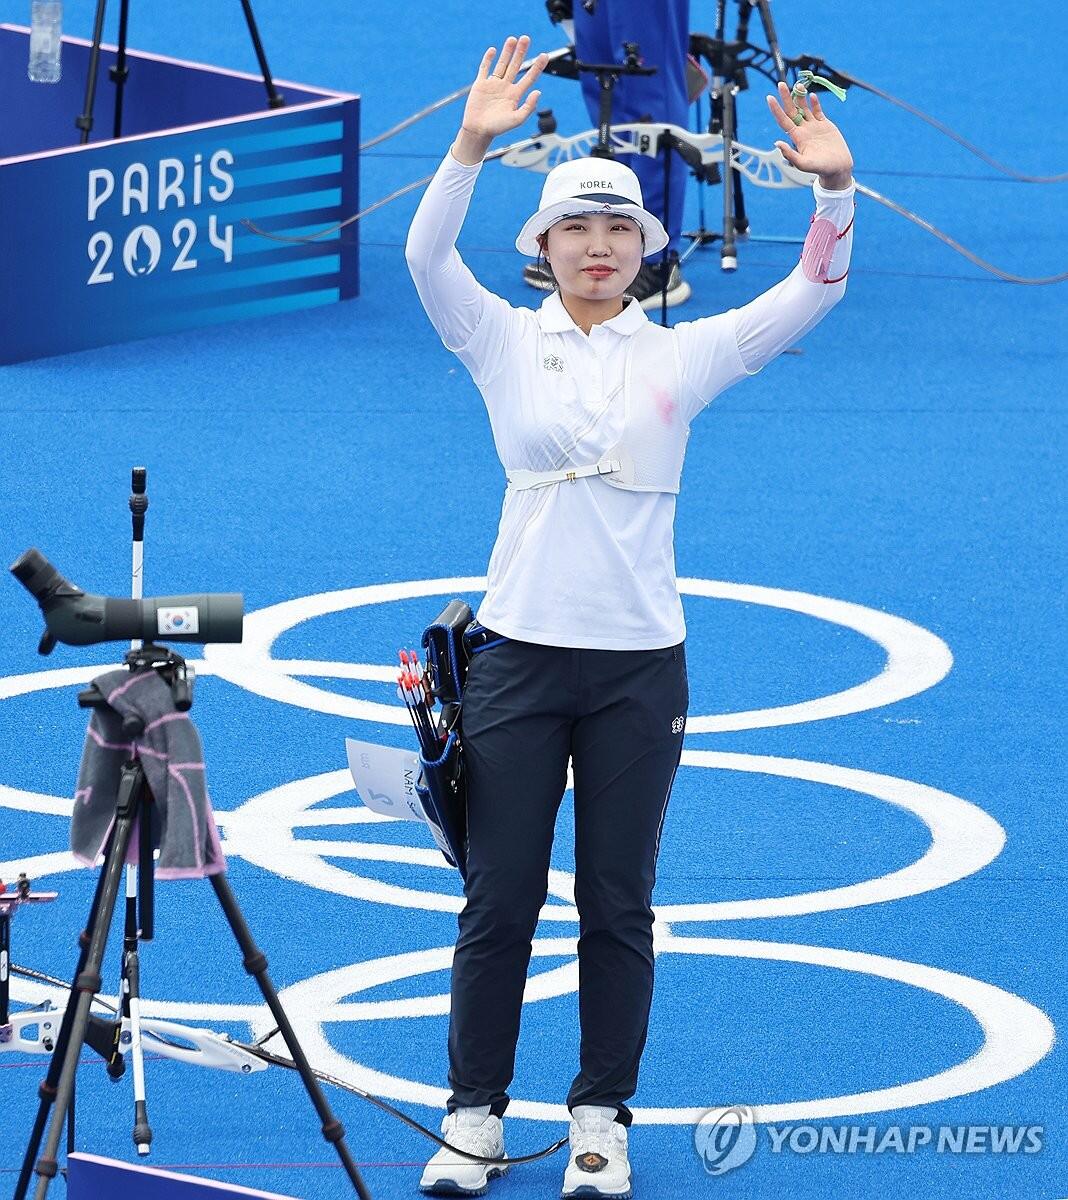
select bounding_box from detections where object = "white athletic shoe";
[561,1105,632,1199]
[418,1105,508,1196]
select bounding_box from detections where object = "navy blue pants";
[575,0,692,251]
[446,633,688,1126]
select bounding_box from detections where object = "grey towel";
[71,668,225,879]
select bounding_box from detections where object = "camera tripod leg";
[76,0,110,145]
[239,0,285,110]
[13,829,119,1200]
[720,83,739,270]
[111,0,131,138]
[1,908,10,1030]
[119,807,155,1153]
[126,947,152,1155]
[749,0,787,83]
[103,867,137,1083]
[110,872,154,1153]
[28,763,143,1200]
[209,873,373,1200]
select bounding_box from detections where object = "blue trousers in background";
[574,0,691,252]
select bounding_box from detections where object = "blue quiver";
[415,599,474,878]
[414,730,467,878]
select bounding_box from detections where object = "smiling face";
[541,212,644,307]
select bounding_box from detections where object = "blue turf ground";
[1,2,1065,1198]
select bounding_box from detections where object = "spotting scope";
[10,548,243,653]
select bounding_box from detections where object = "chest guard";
[600,322,688,495]
[505,322,689,496]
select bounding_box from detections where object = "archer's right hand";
[460,35,547,140]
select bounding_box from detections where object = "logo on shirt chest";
[542,354,565,373]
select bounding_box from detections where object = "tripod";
[687,1,853,271]
[14,649,372,1200]
[542,39,656,159]
[684,0,787,270]
[78,0,284,145]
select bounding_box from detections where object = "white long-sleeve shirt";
[406,151,854,650]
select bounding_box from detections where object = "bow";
[493,121,1068,286]
[498,121,815,191]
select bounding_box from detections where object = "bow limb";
[497,131,600,172]
[731,141,815,189]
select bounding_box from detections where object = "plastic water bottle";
[28,1,62,83]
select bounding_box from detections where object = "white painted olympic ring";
[0,577,953,844]
[218,767,578,920]
[657,752,1004,921]
[11,933,1052,1129]
[217,751,1004,921]
[199,576,953,733]
[266,935,1055,1125]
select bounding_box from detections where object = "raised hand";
[461,36,547,140]
[767,80,854,189]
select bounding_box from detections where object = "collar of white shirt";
[536,289,648,336]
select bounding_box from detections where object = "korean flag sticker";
[157,606,200,636]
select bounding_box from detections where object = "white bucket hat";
[515,157,669,258]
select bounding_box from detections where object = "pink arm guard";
[801,207,855,284]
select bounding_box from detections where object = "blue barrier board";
[0,26,359,363]
[67,1152,300,1199]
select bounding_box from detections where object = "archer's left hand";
[767,80,854,188]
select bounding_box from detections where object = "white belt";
[506,459,622,492]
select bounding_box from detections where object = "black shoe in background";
[522,261,555,291]
[627,261,691,311]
